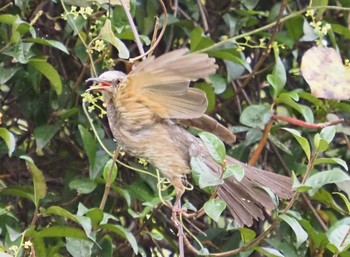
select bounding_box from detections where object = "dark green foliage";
[1,0,350,256]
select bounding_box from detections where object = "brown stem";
[119,0,145,56]
[196,0,209,33]
[99,146,121,211]
[130,0,168,62]
[270,142,328,230]
[300,193,328,231]
[249,118,274,166]
[274,115,344,129]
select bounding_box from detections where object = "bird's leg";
[170,177,186,214]
[170,177,186,257]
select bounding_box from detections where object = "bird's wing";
[125,48,217,119]
[177,114,236,144]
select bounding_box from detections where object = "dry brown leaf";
[301,46,350,100]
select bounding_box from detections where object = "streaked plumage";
[87,49,292,226]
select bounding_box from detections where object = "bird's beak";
[86,78,114,93]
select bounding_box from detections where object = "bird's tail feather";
[217,156,292,227]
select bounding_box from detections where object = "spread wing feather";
[126,48,217,119]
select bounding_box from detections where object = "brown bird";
[86,48,292,226]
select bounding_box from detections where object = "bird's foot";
[171,200,186,227]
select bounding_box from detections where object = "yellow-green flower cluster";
[82,92,107,118]
[306,9,331,37]
[61,6,94,20]
[236,36,268,52]
[91,39,106,52]
[90,18,105,37]
[103,57,115,70]
[345,59,350,67]
[138,158,148,167]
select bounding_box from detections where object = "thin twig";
[249,118,274,166]
[100,146,121,210]
[119,0,145,57]
[130,0,168,62]
[274,115,344,129]
[196,0,209,33]
[165,0,178,52]
[300,193,328,231]
[196,5,350,54]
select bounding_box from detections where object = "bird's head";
[86,70,127,93]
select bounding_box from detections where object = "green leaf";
[198,132,226,164]
[320,125,336,143]
[267,55,286,98]
[74,215,92,239]
[0,127,16,157]
[314,133,329,152]
[78,125,97,171]
[100,19,129,59]
[46,206,79,223]
[241,0,259,9]
[0,207,18,221]
[26,38,69,54]
[198,248,210,255]
[203,199,226,222]
[6,225,22,241]
[283,128,311,161]
[85,208,104,226]
[209,74,226,94]
[97,234,113,257]
[304,168,350,196]
[65,13,86,36]
[332,24,350,39]
[191,157,224,189]
[0,14,17,24]
[29,59,62,95]
[69,178,97,194]
[182,201,197,212]
[99,224,138,254]
[20,156,47,207]
[103,159,118,183]
[278,93,314,123]
[333,192,350,213]
[313,189,347,214]
[311,0,329,19]
[279,214,308,248]
[66,237,93,257]
[0,186,35,202]
[326,217,350,253]
[32,236,47,257]
[195,82,216,112]
[254,246,285,257]
[0,66,19,84]
[239,228,256,243]
[314,157,348,171]
[29,226,87,239]
[268,134,293,155]
[190,27,214,51]
[146,231,164,241]
[300,219,329,249]
[240,104,271,130]
[224,59,248,80]
[223,164,244,181]
[128,180,155,202]
[4,42,34,64]
[265,238,299,257]
[33,124,60,150]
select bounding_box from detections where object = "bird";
[86,48,293,227]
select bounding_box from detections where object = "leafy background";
[1,0,350,256]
